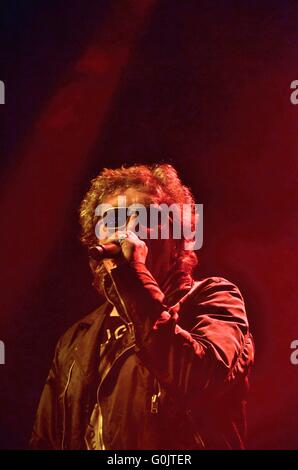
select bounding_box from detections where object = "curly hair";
[79,163,198,274]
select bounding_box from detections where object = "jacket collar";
[161,266,194,306]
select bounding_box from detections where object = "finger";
[126,230,141,242]
[102,230,127,244]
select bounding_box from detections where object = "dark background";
[0,0,297,449]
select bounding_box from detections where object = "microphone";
[88,243,121,261]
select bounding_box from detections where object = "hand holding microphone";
[89,230,148,264]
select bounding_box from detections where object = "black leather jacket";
[30,262,254,450]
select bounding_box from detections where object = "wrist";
[129,260,146,268]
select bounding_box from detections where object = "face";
[94,187,176,286]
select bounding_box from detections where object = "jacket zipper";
[151,378,162,414]
[95,343,135,449]
[108,271,135,337]
[61,359,75,450]
[95,391,105,450]
[97,272,136,449]
[109,269,163,416]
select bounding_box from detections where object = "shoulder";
[190,276,244,301]
[192,276,244,298]
[181,276,247,322]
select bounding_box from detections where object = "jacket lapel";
[73,301,113,383]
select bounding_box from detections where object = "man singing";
[30,163,254,450]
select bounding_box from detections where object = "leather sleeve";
[108,263,254,405]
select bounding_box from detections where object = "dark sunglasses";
[98,205,172,230]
